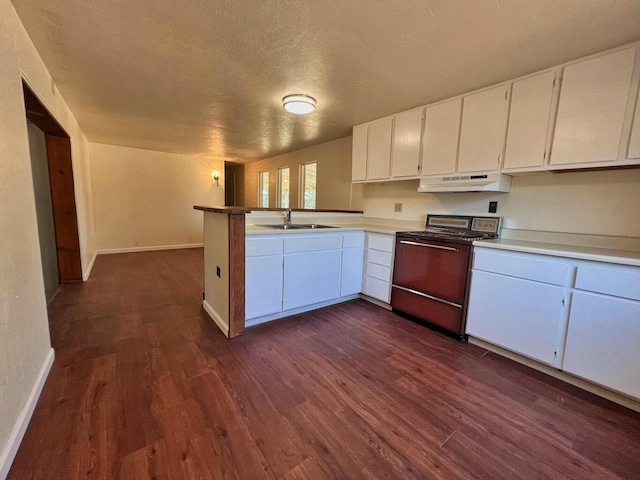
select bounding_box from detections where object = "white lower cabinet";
[246,232,364,322]
[563,292,640,398]
[467,246,640,400]
[363,232,395,303]
[246,255,283,319]
[466,270,565,366]
[283,250,342,310]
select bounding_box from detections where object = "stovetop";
[398,215,501,243]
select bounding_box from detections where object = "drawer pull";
[400,240,459,252]
[392,285,462,308]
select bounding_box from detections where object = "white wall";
[352,169,640,237]
[0,0,95,475]
[89,143,225,251]
[244,136,353,209]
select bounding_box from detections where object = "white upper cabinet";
[457,85,509,173]
[421,98,462,176]
[351,124,368,182]
[627,85,640,159]
[366,117,393,180]
[391,108,423,178]
[503,71,557,170]
[551,46,637,166]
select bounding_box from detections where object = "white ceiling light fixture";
[283,94,316,115]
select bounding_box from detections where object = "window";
[300,162,317,209]
[258,171,269,207]
[277,167,290,208]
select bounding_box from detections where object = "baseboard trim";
[97,243,203,255]
[202,299,229,338]
[0,348,55,479]
[82,251,98,281]
[469,337,640,412]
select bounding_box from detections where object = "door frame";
[23,82,83,283]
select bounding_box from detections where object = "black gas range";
[391,215,501,338]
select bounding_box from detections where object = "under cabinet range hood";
[418,173,512,193]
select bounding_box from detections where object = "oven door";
[391,236,471,334]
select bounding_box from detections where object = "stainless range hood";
[418,173,511,193]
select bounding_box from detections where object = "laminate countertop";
[245,223,409,235]
[473,238,640,267]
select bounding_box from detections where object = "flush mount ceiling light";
[282,94,316,114]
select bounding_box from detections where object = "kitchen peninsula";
[193,206,405,338]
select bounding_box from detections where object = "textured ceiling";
[11,0,640,162]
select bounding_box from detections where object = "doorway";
[224,161,245,206]
[23,82,83,294]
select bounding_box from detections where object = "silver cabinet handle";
[400,240,459,252]
[392,285,462,308]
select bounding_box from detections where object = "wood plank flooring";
[8,248,640,479]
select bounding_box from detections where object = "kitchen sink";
[293,224,337,229]
[261,224,337,230]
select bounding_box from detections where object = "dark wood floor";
[8,248,639,479]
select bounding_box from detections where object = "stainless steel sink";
[293,224,337,229]
[262,224,305,230]
[262,224,336,230]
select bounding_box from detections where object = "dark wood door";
[45,135,82,282]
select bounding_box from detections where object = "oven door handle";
[392,285,462,308]
[399,240,459,252]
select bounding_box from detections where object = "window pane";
[278,167,290,208]
[259,171,269,207]
[302,162,317,209]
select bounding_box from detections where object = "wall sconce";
[211,170,220,187]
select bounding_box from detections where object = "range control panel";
[471,217,501,234]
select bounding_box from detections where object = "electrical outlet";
[394,203,403,212]
[489,201,498,213]
[216,266,221,278]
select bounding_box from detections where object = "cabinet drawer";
[284,234,342,254]
[366,249,393,267]
[473,249,569,286]
[367,233,394,252]
[365,262,391,282]
[363,275,390,303]
[575,263,640,301]
[246,236,283,257]
[343,231,365,249]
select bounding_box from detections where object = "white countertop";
[473,238,640,267]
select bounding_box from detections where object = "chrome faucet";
[285,208,292,225]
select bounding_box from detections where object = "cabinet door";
[466,271,565,365]
[421,98,461,176]
[458,85,508,173]
[627,86,640,159]
[367,117,393,180]
[352,124,368,181]
[283,250,342,310]
[504,71,556,169]
[563,292,640,398]
[246,255,283,319]
[341,248,364,296]
[391,109,423,178]
[551,46,636,165]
